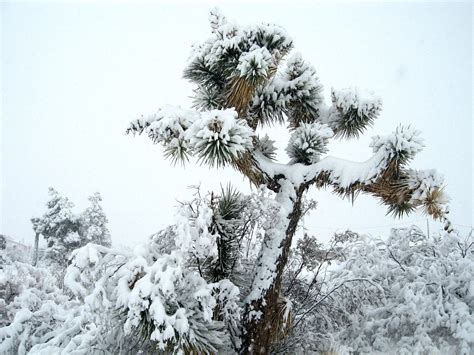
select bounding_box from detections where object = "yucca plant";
[127,8,451,353]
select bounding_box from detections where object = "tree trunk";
[241,185,305,354]
[32,232,39,266]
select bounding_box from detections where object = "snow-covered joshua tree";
[127,9,451,353]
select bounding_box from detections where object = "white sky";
[1,2,472,247]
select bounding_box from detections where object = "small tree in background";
[79,192,112,248]
[32,187,80,266]
[31,188,112,267]
[127,9,452,353]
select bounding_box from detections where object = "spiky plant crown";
[329,87,382,138]
[127,8,451,225]
[286,123,333,164]
[187,109,254,168]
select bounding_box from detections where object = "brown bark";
[241,184,306,354]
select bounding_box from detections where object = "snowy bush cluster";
[1,184,472,354]
[338,226,474,354]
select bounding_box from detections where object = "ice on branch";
[370,125,424,164]
[286,123,334,164]
[325,87,382,138]
[237,47,273,83]
[186,109,254,167]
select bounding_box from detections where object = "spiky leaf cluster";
[187,109,254,168]
[286,123,333,164]
[237,47,273,85]
[407,169,448,219]
[254,134,277,160]
[127,106,253,167]
[183,12,293,114]
[208,185,245,281]
[370,125,424,165]
[328,87,382,138]
[250,53,323,127]
[192,85,225,111]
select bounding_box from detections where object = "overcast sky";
[1,2,472,248]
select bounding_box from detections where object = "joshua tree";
[127,9,451,354]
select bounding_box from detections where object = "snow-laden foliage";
[186,109,254,167]
[124,7,451,353]
[31,188,112,266]
[1,183,469,355]
[0,256,79,354]
[185,9,292,91]
[32,187,79,264]
[336,227,474,354]
[272,227,474,354]
[79,192,112,247]
[370,125,424,164]
[115,251,233,353]
[274,230,382,354]
[20,188,262,354]
[324,87,383,138]
[128,106,253,167]
[251,52,324,127]
[237,47,273,84]
[286,122,334,164]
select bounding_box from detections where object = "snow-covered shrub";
[336,226,474,354]
[275,231,383,354]
[28,187,256,354]
[272,227,474,354]
[0,257,79,354]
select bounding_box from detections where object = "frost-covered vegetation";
[1,190,472,354]
[1,8,470,355]
[30,187,111,268]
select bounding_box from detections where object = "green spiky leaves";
[237,47,273,85]
[283,54,324,128]
[254,134,277,160]
[371,125,424,166]
[192,85,224,111]
[250,53,323,127]
[126,106,254,167]
[217,184,244,221]
[187,109,254,168]
[329,87,382,138]
[286,123,333,165]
